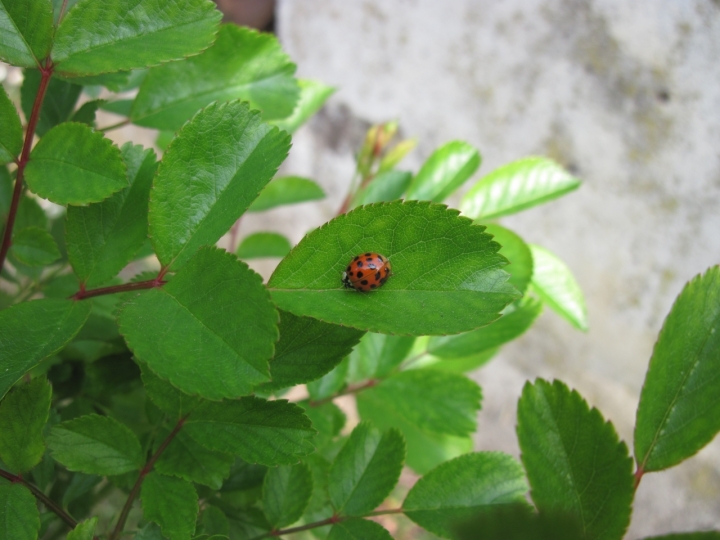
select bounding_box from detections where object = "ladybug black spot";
[365,252,371,256]
[357,261,363,267]
[378,255,383,261]
[371,284,377,289]
[375,271,381,280]
[347,265,352,271]
[380,277,387,284]
[361,280,369,285]
[349,271,354,276]
[356,271,363,278]
[354,256,360,261]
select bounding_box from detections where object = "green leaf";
[329,423,405,516]
[237,232,291,260]
[132,25,297,130]
[0,0,53,67]
[0,484,39,540]
[635,267,720,472]
[517,379,634,540]
[140,363,202,420]
[357,370,481,437]
[307,358,349,402]
[640,534,720,540]
[0,377,51,473]
[248,176,325,212]
[405,141,481,202]
[9,226,60,266]
[256,311,364,392]
[21,70,82,137]
[14,195,48,231]
[119,247,278,399]
[184,397,315,466]
[484,224,533,294]
[272,79,335,134]
[298,401,346,451]
[350,170,412,208]
[100,98,133,117]
[70,99,104,126]
[134,522,167,540]
[268,201,518,335]
[378,139,417,173]
[66,143,157,286]
[460,157,581,220]
[427,297,542,359]
[403,452,528,539]
[47,414,144,475]
[67,517,98,540]
[263,463,313,528]
[451,504,584,540]
[327,519,392,540]
[198,506,229,537]
[51,0,221,76]
[529,244,588,331]
[25,122,127,205]
[423,348,499,374]
[0,299,91,399]
[148,100,290,269]
[62,473,101,507]
[141,472,198,540]
[347,332,415,380]
[0,85,21,164]
[154,427,233,490]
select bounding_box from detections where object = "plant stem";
[0,60,54,271]
[71,277,166,300]
[99,119,131,133]
[109,416,188,540]
[309,379,379,407]
[633,466,644,490]
[0,468,78,530]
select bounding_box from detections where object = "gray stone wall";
[269,0,720,537]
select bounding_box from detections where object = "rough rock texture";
[272,0,720,537]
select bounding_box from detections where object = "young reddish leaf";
[119,247,278,400]
[0,298,91,399]
[0,0,53,67]
[262,463,313,528]
[405,141,481,202]
[517,379,634,540]
[0,484,39,540]
[0,377,52,473]
[141,472,198,540]
[148,100,290,270]
[25,122,127,205]
[132,25,298,129]
[0,85,21,163]
[52,0,221,76]
[635,267,720,472]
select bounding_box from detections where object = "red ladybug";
[342,253,392,292]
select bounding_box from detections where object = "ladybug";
[342,253,392,292]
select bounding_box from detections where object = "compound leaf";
[141,472,198,540]
[0,0,53,67]
[403,452,528,539]
[405,141,480,202]
[119,247,278,400]
[0,299,91,399]
[268,201,518,335]
[517,379,634,540]
[149,100,290,270]
[52,0,221,76]
[25,122,127,205]
[132,25,298,130]
[460,157,580,220]
[9,227,60,266]
[635,267,720,472]
[263,462,313,528]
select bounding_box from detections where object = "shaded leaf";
[307,358,349,402]
[70,98,104,126]
[0,84,21,163]
[405,141,480,202]
[403,452,528,539]
[530,244,588,331]
[198,506,229,537]
[184,397,316,466]
[298,401,346,451]
[635,267,720,472]
[329,423,405,516]
[148,100,290,270]
[484,223,533,294]
[48,414,144,475]
[347,332,415,380]
[52,0,221,76]
[119,247,278,399]
[67,517,98,540]
[62,473,101,508]
[517,379,634,540]
[452,504,584,540]
[0,0,53,67]
[21,70,82,137]
[0,484,39,540]
[100,99,133,117]
[237,232,291,260]
[263,463,313,528]
[460,157,580,220]
[268,201,518,335]
[0,299,91,399]
[0,377,51,473]
[141,472,198,540]
[640,534,720,540]
[272,79,335,134]
[351,170,412,208]
[248,176,325,212]
[9,227,60,266]
[25,122,127,205]
[140,362,202,420]
[327,519,392,540]
[132,25,298,130]
[66,143,157,286]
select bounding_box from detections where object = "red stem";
[251,508,404,539]
[0,61,54,271]
[634,466,644,490]
[71,277,166,301]
[109,416,188,540]
[0,468,77,530]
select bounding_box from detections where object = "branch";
[71,276,166,301]
[0,60,54,270]
[98,119,131,133]
[109,415,188,540]
[309,379,378,407]
[0,468,78,530]
[634,466,644,490]
[250,508,404,539]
